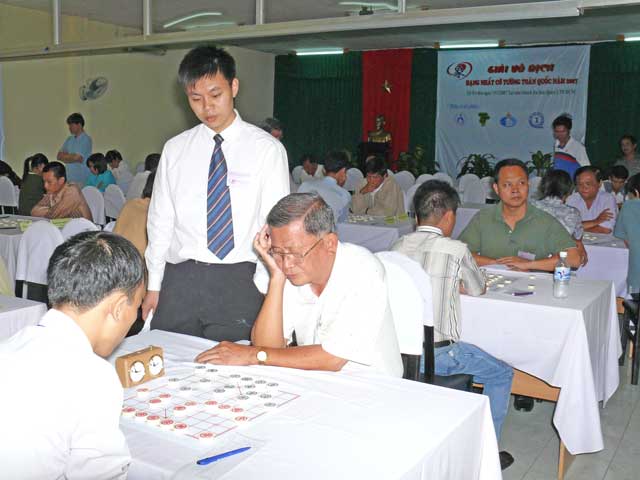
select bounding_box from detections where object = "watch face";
[148,355,164,376]
[257,351,267,362]
[129,360,146,383]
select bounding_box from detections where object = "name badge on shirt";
[227,171,253,187]
[517,251,536,261]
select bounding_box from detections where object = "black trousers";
[151,260,264,342]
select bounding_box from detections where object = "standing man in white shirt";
[297,151,351,222]
[143,46,289,341]
[0,231,146,479]
[552,114,590,179]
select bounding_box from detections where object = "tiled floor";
[500,362,640,480]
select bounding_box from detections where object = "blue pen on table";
[197,446,251,466]
[512,291,534,297]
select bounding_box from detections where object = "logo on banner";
[478,112,490,126]
[446,62,473,79]
[528,112,545,128]
[500,113,517,128]
[454,113,466,126]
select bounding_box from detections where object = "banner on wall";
[435,45,591,177]
[0,65,3,159]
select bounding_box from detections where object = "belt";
[434,340,455,348]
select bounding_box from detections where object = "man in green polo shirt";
[460,159,581,271]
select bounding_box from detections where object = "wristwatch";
[256,350,268,366]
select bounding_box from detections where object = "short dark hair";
[626,173,640,196]
[66,113,85,127]
[144,153,160,172]
[324,151,349,174]
[178,46,236,89]
[539,169,574,199]
[610,165,629,180]
[364,155,387,176]
[300,153,317,166]
[552,115,572,131]
[574,165,601,183]
[105,150,123,165]
[493,158,528,183]
[47,231,146,311]
[267,193,335,236]
[620,134,637,146]
[43,161,66,181]
[414,180,460,222]
[262,117,282,133]
[87,153,108,174]
[142,170,156,199]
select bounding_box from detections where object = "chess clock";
[115,346,165,388]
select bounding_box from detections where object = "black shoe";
[500,451,514,470]
[514,395,534,412]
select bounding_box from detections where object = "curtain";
[274,53,362,169]
[408,48,438,166]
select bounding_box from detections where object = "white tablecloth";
[337,220,415,252]
[460,271,621,455]
[0,294,47,339]
[0,215,49,284]
[110,330,502,480]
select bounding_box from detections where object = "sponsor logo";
[454,113,466,126]
[478,112,490,126]
[500,113,517,128]
[528,112,544,128]
[446,61,473,79]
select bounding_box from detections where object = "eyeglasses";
[268,236,324,265]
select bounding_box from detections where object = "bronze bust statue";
[368,114,392,144]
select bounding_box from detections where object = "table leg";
[558,441,575,480]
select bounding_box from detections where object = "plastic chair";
[81,186,106,226]
[61,218,99,240]
[387,169,395,177]
[415,173,434,186]
[344,168,364,192]
[103,220,116,232]
[462,177,486,204]
[458,173,480,194]
[104,184,126,220]
[0,177,17,214]
[529,176,542,200]
[405,183,421,214]
[622,296,640,385]
[15,221,64,303]
[126,171,150,201]
[291,166,304,184]
[394,171,416,192]
[480,176,497,203]
[135,162,145,174]
[433,172,454,186]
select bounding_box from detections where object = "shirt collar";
[416,225,443,235]
[38,309,94,355]
[494,201,536,226]
[323,176,338,186]
[202,109,243,143]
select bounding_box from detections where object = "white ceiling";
[2,1,640,53]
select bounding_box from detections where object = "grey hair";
[267,193,336,235]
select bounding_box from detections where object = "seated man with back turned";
[31,161,92,220]
[566,166,618,234]
[352,155,405,217]
[460,159,581,271]
[392,180,514,471]
[195,193,403,377]
[297,150,351,222]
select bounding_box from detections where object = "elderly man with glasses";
[196,193,403,377]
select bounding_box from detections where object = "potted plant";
[457,153,496,179]
[527,151,553,177]
[397,145,439,177]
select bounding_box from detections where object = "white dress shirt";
[566,190,618,231]
[297,176,351,222]
[0,309,130,479]
[146,111,290,290]
[300,164,325,183]
[554,137,590,166]
[282,242,404,377]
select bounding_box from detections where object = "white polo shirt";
[282,242,403,377]
[0,309,130,479]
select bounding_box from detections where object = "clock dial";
[129,360,145,383]
[148,355,164,376]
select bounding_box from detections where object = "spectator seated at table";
[85,152,117,193]
[31,161,92,220]
[195,193,403,378]
[126,153,159,201]
[615,134,640,177]
[0,159,22,187]
[297,150,351,222]
[352,155,405,217]
[299,153,325,183]
[605,164,629,207]
[18,153,48,216]
[566,166,618,234]
[459,159,581,271]
[614,173,640,294]
[532,169,588,266]
[0,231,146,479]
[391,180,514,469]
[106,149,134,195]
[114,170,155,257]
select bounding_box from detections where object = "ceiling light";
[624,36,640,42]
[183,22,237,30]
[339,2,397,11]
[163,12,223,29]
[296,48,344,56]
[439,42,500,49]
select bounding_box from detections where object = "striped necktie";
[207,134,234,259]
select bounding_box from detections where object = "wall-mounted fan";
[80,77,108,101]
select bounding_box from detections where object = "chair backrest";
[81,186,106,225]
[104,184,127,219]
[405,183,421,214]
[0,177,17,207]
[375,251,433,355]
[103,220,116,232]
[61,218,99,240]
[528,176,542,200]
[394,170,416,192]
[433,172,454,186]
[387,169,395,177]
[480,176,496,201]
[462,177,485,204]
[135,162,145,173]
[457,173,480,193]
[344,168,364,192]
[415,173,434,186]
[291,165,304,184]
[15,221,64,285]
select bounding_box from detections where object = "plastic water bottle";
[553,251,570,299]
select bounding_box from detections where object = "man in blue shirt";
[58,113,92,186]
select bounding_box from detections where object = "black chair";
[622,294,640,385]
[422,325,473,391]
[15,280,49,306]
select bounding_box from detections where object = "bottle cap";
[559,251,567,258]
